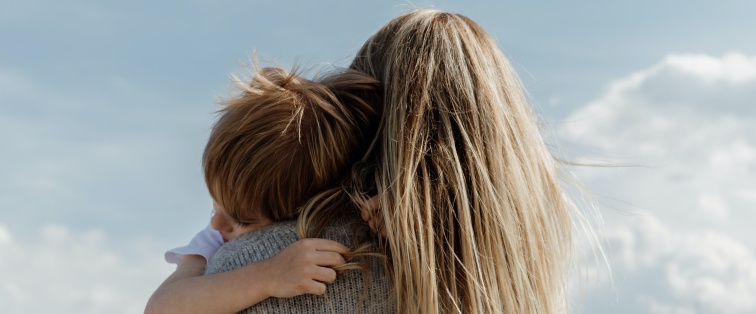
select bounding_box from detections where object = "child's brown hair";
[203,66,380,224]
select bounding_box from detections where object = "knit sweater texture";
[205,214,395,314]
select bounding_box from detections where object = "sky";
[1,1,755,313]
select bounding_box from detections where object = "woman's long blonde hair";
[345,10,575,313]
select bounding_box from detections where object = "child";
[145,66,381,314]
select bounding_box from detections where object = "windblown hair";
[345,10,575,313]
[202,66,380,225]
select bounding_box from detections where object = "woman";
[346,10,576,313]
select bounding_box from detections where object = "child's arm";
[145,238,349,314]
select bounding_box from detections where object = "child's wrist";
[240,259,273,300]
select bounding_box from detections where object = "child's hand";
[259,238,350,298]
[359,195,387,238]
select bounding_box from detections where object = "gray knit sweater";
[205,215,395,314]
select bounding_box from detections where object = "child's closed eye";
[235,221,251,227]
[235,219,258,228]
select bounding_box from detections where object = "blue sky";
[2,1,755,313]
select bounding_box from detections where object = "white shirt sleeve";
[164,223,224,264]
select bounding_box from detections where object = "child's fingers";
[368,218,379,234]
[359,194,381,222]
[306,238,350,255]
[375,215,387,238]
[360,208,370,222]
[358,194,388,238]
[366,194,381,210]
[311,266,338,284]
[313,251,346,266]
[304,280,328,295]
[367,216,388,238]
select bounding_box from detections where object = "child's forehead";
[211,195,265,218]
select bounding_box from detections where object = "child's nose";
[210,212,230,233]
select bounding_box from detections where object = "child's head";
[202,67,380,234]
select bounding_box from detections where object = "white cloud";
[0,223,173,314]
[562,52,756,313]
[663,53,756,84]
[561,52,756,239]
[697,193,728,222]
[576,214,756,314]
